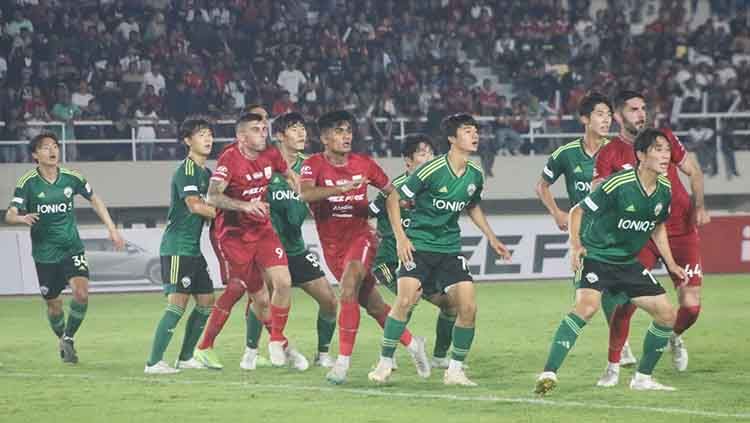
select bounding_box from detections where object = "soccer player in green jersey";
[535,129,689,395]
[241,112,338,370]
[535,93,638,368]
[369,133,458,369]
[144,117,217,374]
[369,114,512,386]
[5,132,124,364]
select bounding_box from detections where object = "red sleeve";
[212,151,232,182]
[366,156,390,189]
[299,156,318,182]
[661,127,688,166]
[593,145,614,180]
[270,147,288,174]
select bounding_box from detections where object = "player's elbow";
[534,180,547,199]
[4,210,14,224]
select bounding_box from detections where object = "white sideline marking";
[3,371,749,420]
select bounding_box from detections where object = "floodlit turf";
[1,275,749,422]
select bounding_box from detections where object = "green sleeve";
[74,174,94,201]
[542,154,563,184]
[398,171,427,201]
[579,183,612,216]
[174,169,201,200]
[369,193,386,218]
[10,184,28,213]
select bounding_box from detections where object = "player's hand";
[109,229,126,251]
[20,213,39,226]
[694,206,710,226]
[668,263,688,287]
[396,234,416,268]
[570,243,587,273]
[489,237,512,261]
[553,210,569,231]
[241,198,269,217]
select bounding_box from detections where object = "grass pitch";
[1,275,749,422]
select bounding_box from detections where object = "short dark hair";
[614,90,646,111]
[274,112,306,134]
[578,92,612,117]
[179,116,213,142]
[236,112,264,130]
[317,110,354,132]
[441,113,479,138]
[29,132,59,152]
[401,133,435,159]
[634,128,668,159]
[246,103,266,114]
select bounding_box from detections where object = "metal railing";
[1,112,749,162]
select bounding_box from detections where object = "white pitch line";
[3,371,749,420]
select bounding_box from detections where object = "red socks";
[198,282,245,349]
[269,304,290,344]
[674,305,701,335]
[607,303,638,363]
[338,300,361,356]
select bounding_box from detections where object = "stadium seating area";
[1,0,749,162]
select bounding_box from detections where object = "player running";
[369,133,459,369]
[594,91,710,386]
[5,132,125,364]
[535,92,637,367]
[193,112,300,369]
[368,114,512,386]
[300,110,430,385]
[240,112,338,371]
[535,128,688,395]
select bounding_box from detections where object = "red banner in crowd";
[699,215,750,274]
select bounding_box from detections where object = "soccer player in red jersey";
[593,90,710,386]
[193,112,301,369]
[300,110,429,384]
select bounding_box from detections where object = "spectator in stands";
[71,80,95,113]
[50,85,82,160]
[143,62,166,96]
[276,60,306,103]
[134,101,159,161]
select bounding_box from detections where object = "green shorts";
[395,251,473,298]
[35,252,90,299]
[575,257,666,299]
[160,255,214,295]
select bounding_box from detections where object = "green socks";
[64,300,88,338]
[450,325,475,362]
[638,322,673,375]
[48,312,65,338]
[434,311,456,358]
[178,305,212,361]
[246,307,264,349]
[600,293,618,325]
[147,304,184,366]
[543,313,586,372]
[316,312,336,353]
[381,316,408,358]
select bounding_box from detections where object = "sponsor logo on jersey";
[324,179,334,186]
[36,202,73,214]
[264,166,272,179]
[40,286,49,296]
[467,184,476,196]
[249,172,263,180]
[585,272,599,283]
[300,165,312,176]
[352,174,362,181]
[328,193,366,203]
[432,198,467,212]
[403,260,416,271]
[64,186,73,198]
[617,218,657,232]
[574,181,591,192]
[37,191,46,198]
[625,204,636,212]
[216,166,229,176]
[574,165,583,173]
[654,203,663,216]
[181,276,192,288]
[622,164,633,170]
[335,179,349,186]
[85,182,92,193]
[438,186,448,193]
[272,190,300,201]
[242,186,266,197]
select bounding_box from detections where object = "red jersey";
[300,153,389,243]
[211,143,288,240]
[594,128,694,235]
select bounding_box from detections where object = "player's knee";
[574,303,599,321]
[655,304,677,328]
[73,290,89,304]
[679,288,701,307]
[46,299,63,315]
[456,301,477,321]
[394,293,415,313]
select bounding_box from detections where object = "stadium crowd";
[0,0,748,169]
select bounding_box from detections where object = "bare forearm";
[651,224,678,268]
[689,170,706,209]
[568,206,583,245]
[386,190,407,240]
[467,204,495,240]
[5,208,22,225]
[90,195,117,232]
[206,192,248,211]
[535,180,561,215]
[188,201,217,219]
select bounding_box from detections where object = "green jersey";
[11,167,93,263]
[370,171,411,266]
[268,153,308,256]
[542,138,606,205]
[579,169,672,264]
[159,158,211,256]
[398,155,484,254]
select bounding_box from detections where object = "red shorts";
[212,228,287,293]
[638,231,702,288]
[321,231,378,298]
